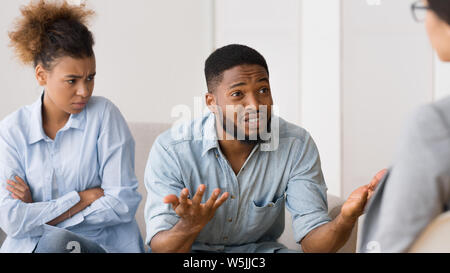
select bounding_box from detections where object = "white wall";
[214,0,301,126]
[0,0,213,124]
[87,0,213,123]
[341,0,434,198]
[300,0,341,196]
[0,0,42,119]
[434,54,450,100]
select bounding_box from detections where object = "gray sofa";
[0,226,3,245]
[0,122,357,252]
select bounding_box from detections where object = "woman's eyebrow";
[64,72,96,78]
[64,74,83,79]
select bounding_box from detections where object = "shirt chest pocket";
[245,194,285,242]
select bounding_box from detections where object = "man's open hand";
[163,184,229,234]
[341,169,387,223]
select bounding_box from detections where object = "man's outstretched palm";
[341,169,388,222]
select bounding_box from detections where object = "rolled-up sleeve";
[64,101,141,231]
[0,133,80,238]
[286,132,331,244]
[144,134,184,246]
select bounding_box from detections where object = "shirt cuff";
[56,210,84,229]
[50,191,80,221]
[145,214,180,246]
[292,211,331,244]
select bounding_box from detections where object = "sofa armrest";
[0,229,5,247]
[408,211,450,253]
[277,193,358,253]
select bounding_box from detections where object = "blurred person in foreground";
[359,0,450,253]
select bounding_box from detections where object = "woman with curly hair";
[0,0,144,253]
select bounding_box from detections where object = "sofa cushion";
[128,122,172,242]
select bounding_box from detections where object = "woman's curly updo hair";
[8,0,95,70]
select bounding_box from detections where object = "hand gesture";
[163,184,229,234]
[341,169,387,222]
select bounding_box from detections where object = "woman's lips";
[72,102,87,109]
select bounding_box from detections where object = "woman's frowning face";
[36,55,96,115]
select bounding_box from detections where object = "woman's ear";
[35,64,47,86]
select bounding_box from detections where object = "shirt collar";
[201,112,220,157]
[27,94,46,144]
[27,92,87,144]
[67,106,87,131]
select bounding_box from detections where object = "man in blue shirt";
[145,44,385,253]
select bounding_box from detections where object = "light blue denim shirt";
[0,94,144,253]
[144,112,331,252]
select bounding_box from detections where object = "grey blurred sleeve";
[358,99,450,253]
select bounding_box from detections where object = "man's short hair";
[204,44,269,93]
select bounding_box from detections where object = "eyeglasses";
[411,0,430,23]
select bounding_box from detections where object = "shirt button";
[223,236,228,241]
[215,153,219,159]
[231,195,236,200]
[268,204,274,207]
[227,218,232,222]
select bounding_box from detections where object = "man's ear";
[205,92,219,114]
[35,64,47,86]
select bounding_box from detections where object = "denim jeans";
[34,226,107,253]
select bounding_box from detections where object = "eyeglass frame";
[411,0,430,23]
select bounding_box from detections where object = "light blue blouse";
[0,94,144,253]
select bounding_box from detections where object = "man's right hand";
[163,184,229,234]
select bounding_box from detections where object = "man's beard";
[220,112,272,145]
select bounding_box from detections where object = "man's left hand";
[340,169,387,223]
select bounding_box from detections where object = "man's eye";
[259,88,269,94]
[231,91,242,97]
[87,76,95,81]
[67,79,76,84]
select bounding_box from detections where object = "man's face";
[206,64,273,144]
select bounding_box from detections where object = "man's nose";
[244,93,260,111]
